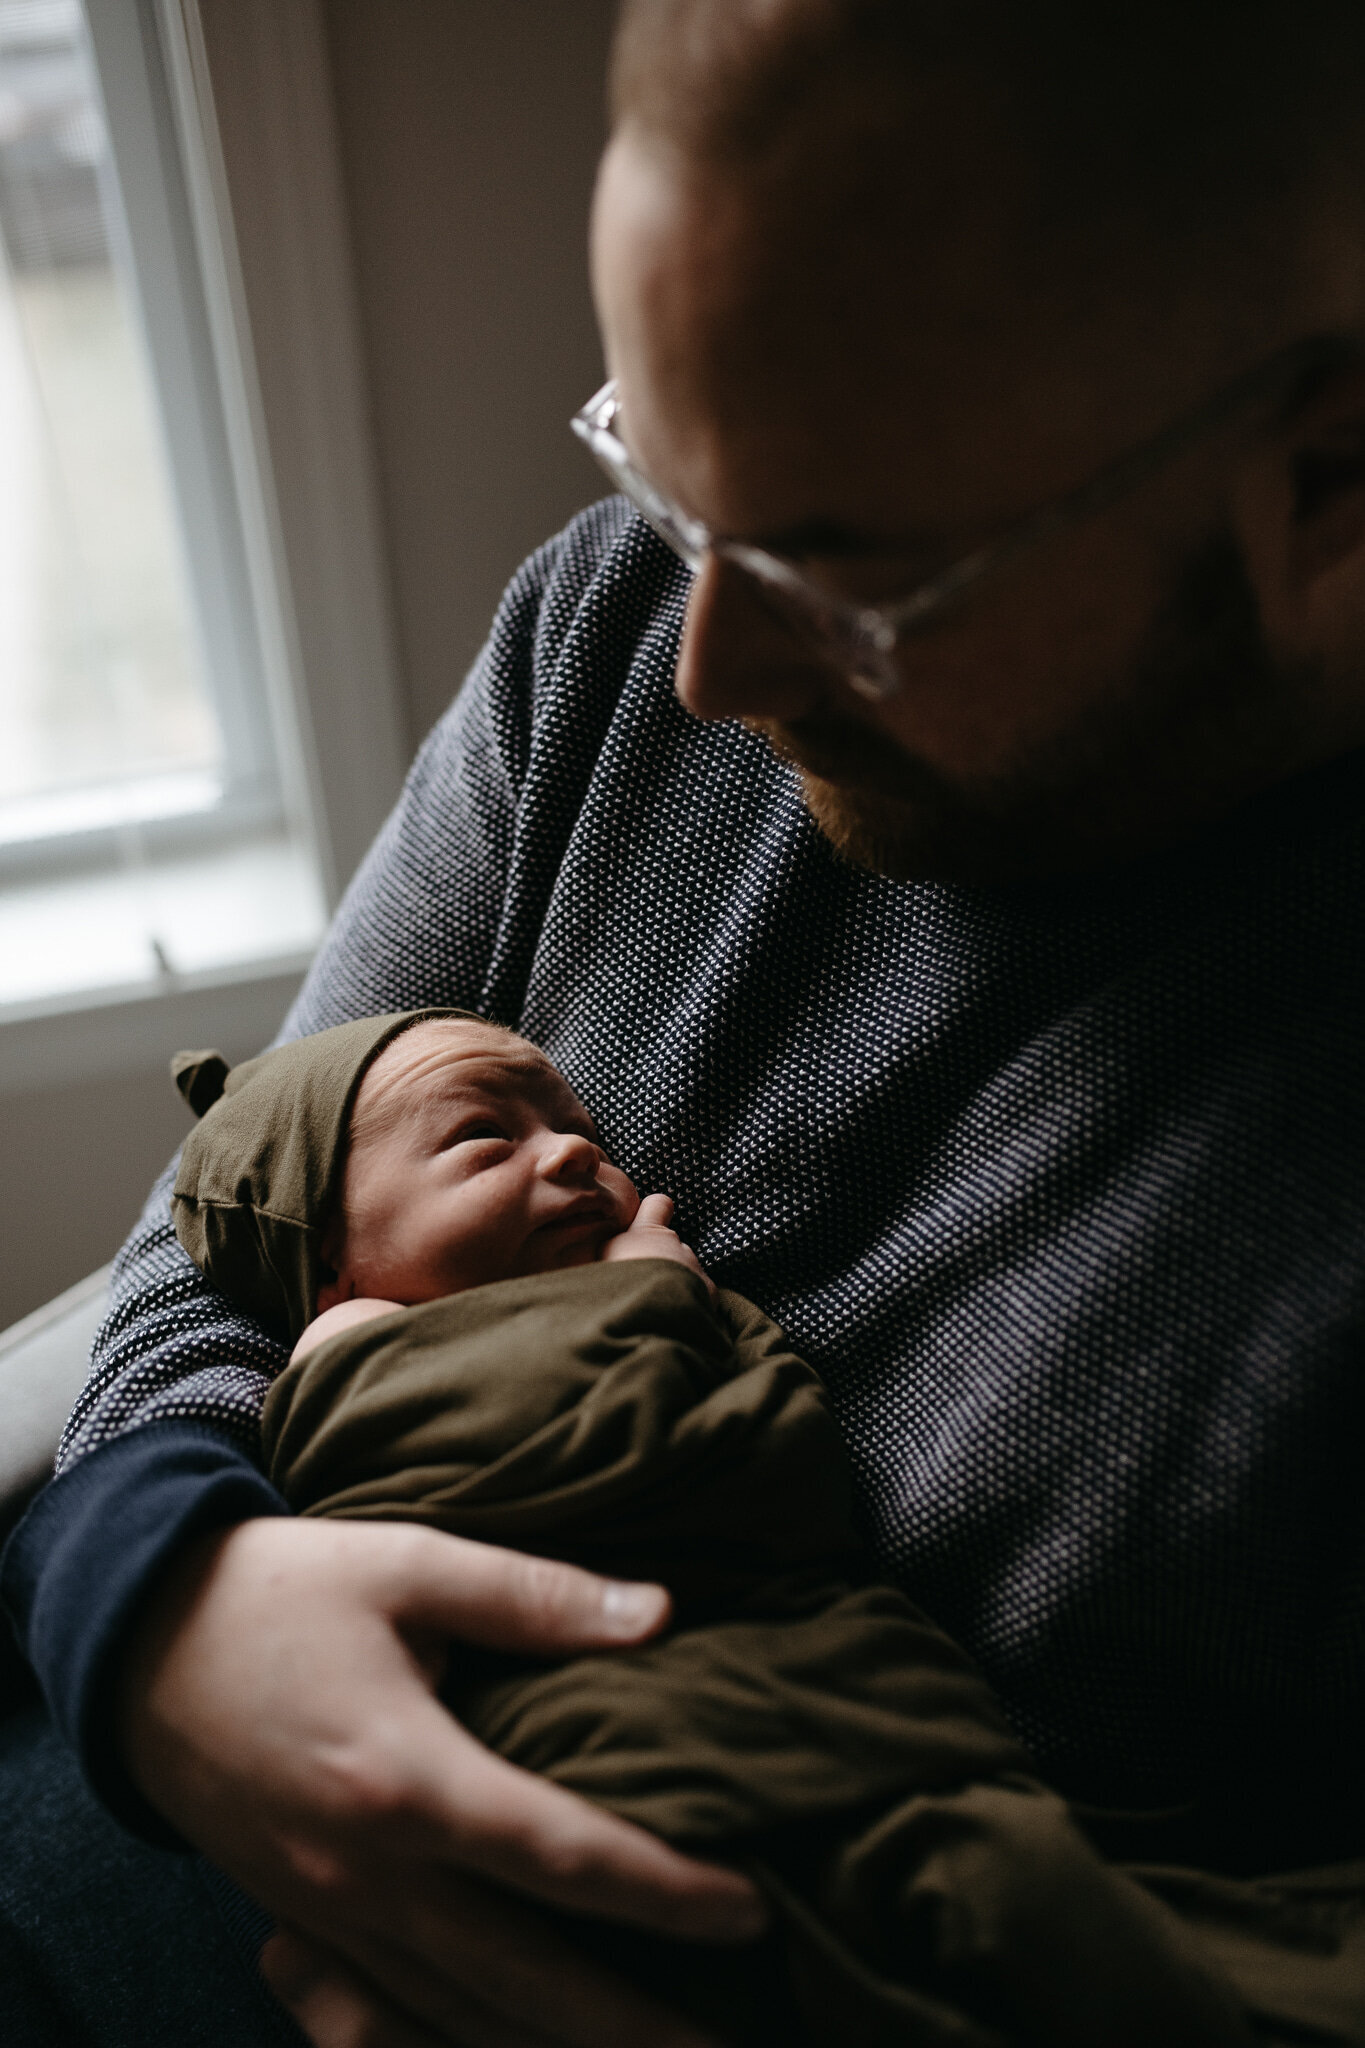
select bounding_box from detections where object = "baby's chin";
[552,1240,614,1271]
[520,1219,624,1277]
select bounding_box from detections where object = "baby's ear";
[315,1210,355,1314]
[315,1269,356,1314]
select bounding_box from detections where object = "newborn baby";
[293,1012,713,1361]
[169,1011,1282,2048]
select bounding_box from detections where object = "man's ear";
[1237,358,1365,686]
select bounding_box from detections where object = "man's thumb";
[393,1528,672,1654]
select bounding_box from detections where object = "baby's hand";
[602,1194,714,1293]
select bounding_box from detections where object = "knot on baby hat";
[171,1049,230,1117]
[170,1008,483,1345]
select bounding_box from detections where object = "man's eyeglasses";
[571,335,1352,701]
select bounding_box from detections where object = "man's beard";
[748,533,1314,884]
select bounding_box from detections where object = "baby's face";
[325,1021,640,1304]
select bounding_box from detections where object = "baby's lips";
[539,1203,609,1237]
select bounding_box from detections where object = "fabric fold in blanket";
[262,1260,1363,2047]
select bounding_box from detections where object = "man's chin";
[789,755,1170,886]
[794,768,1021,883]
[745,714,973,881]
[750,719,1025,883]
[791,770,929,881]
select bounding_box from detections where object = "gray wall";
[0,0,618,1328]
[323,0,617,748]
[3,1073,197,1323]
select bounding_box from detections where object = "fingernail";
[601,1580,668,1633]
[259,1932,322,2005]
[727,1890,771,1940]
[686,1883,770,1944]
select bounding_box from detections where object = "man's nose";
[539,1131,601,1182]
[673,554,835,723]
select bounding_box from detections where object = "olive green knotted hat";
[170,1009,485,1345]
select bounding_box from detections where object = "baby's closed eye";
[442,1120,508,1148]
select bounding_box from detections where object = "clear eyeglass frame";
[571,335,1352,702]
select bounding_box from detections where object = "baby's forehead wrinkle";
[433,1052,599,1127]
[350,1023,588,1141]
[360,1021,522,1096]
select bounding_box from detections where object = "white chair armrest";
[0,1267,111,1532]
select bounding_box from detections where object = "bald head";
[612,0,1365,286]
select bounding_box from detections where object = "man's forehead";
[594,113,1276,558]
[596,130,1138,546]
[594,0,1339,558]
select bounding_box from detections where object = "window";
[0,0,333,1021]
[0,0,225,846]
[0,0,406,1034]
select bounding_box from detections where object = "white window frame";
[1,0,408,1090]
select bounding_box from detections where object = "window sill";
[0,833,324,1093]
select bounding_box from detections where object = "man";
[3,2,1363,2043]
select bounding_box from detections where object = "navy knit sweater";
[6,500,1364,1864]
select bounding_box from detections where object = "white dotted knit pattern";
[61,498,1365,1811]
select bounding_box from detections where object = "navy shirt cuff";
[0,1422,287,1845]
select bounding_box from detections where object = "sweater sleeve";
[1,508,634,1835]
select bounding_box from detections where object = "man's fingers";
[260,1688,766,1946]
[265,1901,725,2048]
[263,1929,451,2047]
[334,1889,723,2048]
[635,1194,675,1227]
[441,1758,768,1941]
[366,1698,766,1943]
[386,1528,671,1657]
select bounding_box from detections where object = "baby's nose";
[542,1130,600,1179]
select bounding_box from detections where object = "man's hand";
[603,1194,714,1290]
[118,1517,765,2047]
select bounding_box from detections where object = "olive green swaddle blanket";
[170,1019,1365,2048]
